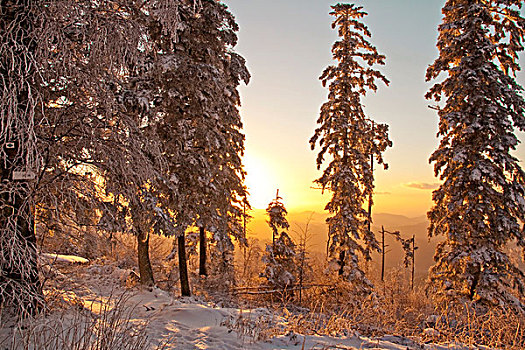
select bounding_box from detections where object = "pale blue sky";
[223,0,525,216]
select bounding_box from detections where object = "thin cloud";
[375,191,391,195]
[404,182,440,190]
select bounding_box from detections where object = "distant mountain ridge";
[246,209,436,279]
[372,213,427,229]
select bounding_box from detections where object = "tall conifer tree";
[133,0,249,294]
[426,0,525,312]
[310,4,391,294]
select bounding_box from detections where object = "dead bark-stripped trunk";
[137,227,154,286]
[199,226,207,276]
[178,233,191,296]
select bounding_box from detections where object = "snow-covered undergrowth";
[0,259,518,349]
[1,295,149,350]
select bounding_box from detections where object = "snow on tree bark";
[426,0,525,313]
[310,4,391,295]
[1,0,44,315]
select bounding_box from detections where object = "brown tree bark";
[0,193,42,314]
[338,250,345,276]
[178,233,191,296]
[137,227,154,286]
[199,226,207,276]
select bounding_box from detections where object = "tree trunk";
[137,227,154,286]
[199,226,207,276]
[367,139,374,235]
[0,0,42,314]
[338,250,346,276]
[411,234,415,290]
[469,266,480,300]
[178,233,191,296]
[381,226,385,282]
[17,201,41,298]
[1,196,42,314]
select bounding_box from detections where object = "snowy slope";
[1,259,488,350]
[114,288,475,350]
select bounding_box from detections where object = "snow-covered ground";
[41,253,90,264]
[0,256,488,350]
[124,290,472,350]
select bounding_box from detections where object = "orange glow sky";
[224,0,525,217]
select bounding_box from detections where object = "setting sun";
[243,153,279,210]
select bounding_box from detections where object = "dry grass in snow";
[2,257,521,349]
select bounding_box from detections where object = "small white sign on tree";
[12,171,36,181]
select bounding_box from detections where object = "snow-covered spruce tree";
[0,0,178,309]
[262,192,298,290]
[183,0,250,284]
[134,0,249,295]
[266,190,289,246]
[108,0,181,287]
[310,4,391,295]
[130,0,201,296]
[426,0,525,313]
